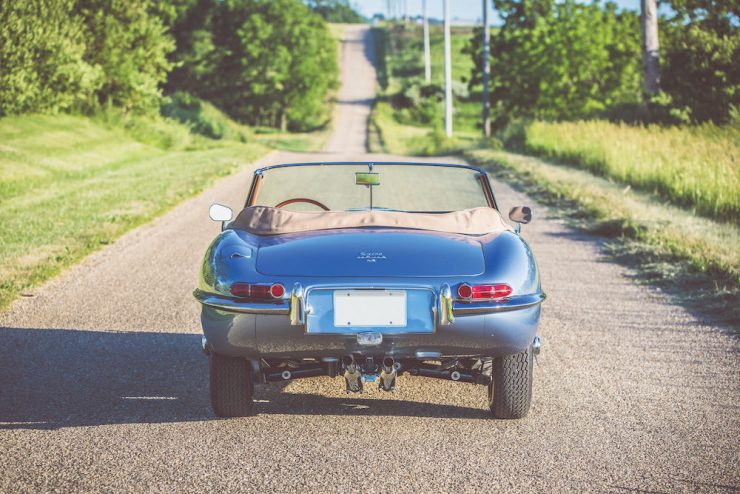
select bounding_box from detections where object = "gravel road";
[1,25,738,493]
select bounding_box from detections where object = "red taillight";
[230,282,284,300]
[249,284,271,299]
[457,284,473,298]
[457,283,512,301]
[269,283,285,298]
[230,282,251,297]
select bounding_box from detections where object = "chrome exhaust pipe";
[379,356,397,392]
[343,355,363,393]
[382,356,394,373]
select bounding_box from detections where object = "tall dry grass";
[524,120,740,223]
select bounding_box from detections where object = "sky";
[352,0,639,24]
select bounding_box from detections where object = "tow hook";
[343,355,363,393]
[378,357,397,392]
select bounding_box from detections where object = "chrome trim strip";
[193,289,289,315]
[452,292,546,315]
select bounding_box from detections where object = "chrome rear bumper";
[193,288,545,318]
[194,286,544,360]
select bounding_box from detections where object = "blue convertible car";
[194,162,544,418]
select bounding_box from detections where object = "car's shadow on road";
[0,327,488,429]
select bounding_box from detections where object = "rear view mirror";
[509,206,532,224]
[209,203,233,222]
[355,172,380,186]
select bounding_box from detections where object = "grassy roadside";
[521,121,739,223]
[467,149,740,326]
[252,126,331,152]
[161,91,330,153]
[0,23,342,311]
[0,112,271,311]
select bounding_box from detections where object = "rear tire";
[209,353,254,417]
[488,345,533,419]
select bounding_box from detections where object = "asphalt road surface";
[1,25,738,493]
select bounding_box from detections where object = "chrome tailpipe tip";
[378,370,396,392]
[344,367,363,393]
[379,356,397,392]
[382,356,395,373]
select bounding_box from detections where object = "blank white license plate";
[333,290,407,327]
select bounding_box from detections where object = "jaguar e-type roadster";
[194,162,545,418]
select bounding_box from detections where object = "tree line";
[0,0,344,131]
[466,0,738,125]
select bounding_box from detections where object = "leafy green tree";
[163,0,215,96]
[75,0,174,113]
[169,0,338,131]
[666,0,738,34]
[305,0,366,23]
[467,0,641,122]
[660,0,739,123]
[0,0,101,115]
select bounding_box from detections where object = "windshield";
[250,163,492,212]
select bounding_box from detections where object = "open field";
[0,113,269,309]
[523,120,740,223]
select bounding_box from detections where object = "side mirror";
[209,203,233,223]
[509,206,532,224]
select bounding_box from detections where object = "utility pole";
[423,0,431,83]
[443,0,453,137]
[641,0,660,96]
[481,0,490,137]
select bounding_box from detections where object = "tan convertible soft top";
[230,206,513,236]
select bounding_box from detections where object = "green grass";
[0,113,269,309]
[467,148,740,326]
[161,92,252,143]
[387,24,475,90]
[161,92,327,152]
[252,126,332,152]
[522,120,740,223]
[369,100,483,155]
